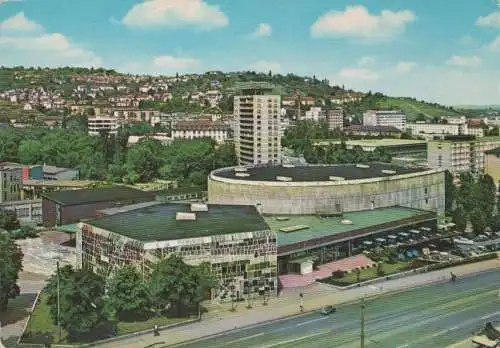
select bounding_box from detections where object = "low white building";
[172,120,229,143]
[88,116,121,136]
[303,107,325,122]
[363,110,406,131]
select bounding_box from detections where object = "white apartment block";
[303,107,325,122]
[111,109,161,125]
[407,122,468,137]
[88,116,121,136]
[172,120,229,144]
[427,137,500,173]
[326,108,343,131]
[363,110,406,131]
[234,86,281,166]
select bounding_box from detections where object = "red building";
[41,186,156,227]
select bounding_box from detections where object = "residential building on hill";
[363,110,406,131]
[302,107,325,122]
[326,108,343,131]
[234,83,281,166]
[88,116,121,136]
[406,122,468,137]
[171,120,229,143]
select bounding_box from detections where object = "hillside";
[0,67,466,120]
[343,93,459,121]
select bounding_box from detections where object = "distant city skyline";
[0,0,499,105]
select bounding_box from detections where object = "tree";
[45,266,108,340]
[0,232,23,312]
[106,264,152,321]
[150,255,216,317]
[444,170,455,214]
[451,206,467,232]
[469,208,487,235]
[0,210,20,231]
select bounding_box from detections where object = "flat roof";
[265,206,429,246]
[213,163,428,182]
[42,186,154,206]
[314,139,427,147]
[88,203,270,242]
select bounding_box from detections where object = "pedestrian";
[153,324,159,336]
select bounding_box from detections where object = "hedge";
[426,253,497,271]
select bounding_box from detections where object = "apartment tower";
[234,82,281,166]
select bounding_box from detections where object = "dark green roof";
[485,147,500,156]
[88,203,270,242]
[42,186,154,206]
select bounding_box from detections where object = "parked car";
[320,305,336,315]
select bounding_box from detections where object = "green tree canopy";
[0,232,23,312]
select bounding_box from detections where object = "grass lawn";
[21,293,196,345]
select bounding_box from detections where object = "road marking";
[260,330,327,348]
[481,310,500,320]
[222,332,265,345]
[296,316,328,327]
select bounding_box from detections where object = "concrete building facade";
[326,108,343,131]
[208,163,445,215]
[363,110,406,131]
[234,83,281,166]
[427,136,500,173]
[88,116,121,136]
[0,163,22,203]
[485,147,500,188]
[76,202,277,301]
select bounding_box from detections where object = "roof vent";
[235,172,250,177]
[276,176,293,182]
[190,203,208,212]
[356,164,370,169]
[279,225,310,233]
[381,170,397,174]
[329,176,345,181]
[234,167,247,172]
[176,212,196,220]
[276,217,290,221]
[283,164,295,168]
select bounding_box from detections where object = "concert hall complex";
[76,163,445,298]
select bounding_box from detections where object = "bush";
[9,226,38,239]
[331,269,345,279]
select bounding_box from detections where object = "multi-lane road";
[175,269,500,348]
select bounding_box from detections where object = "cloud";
[248,60,281,73]
[476,11,500,28]
[311,5,416,41]
[459,35,473,45]
[338,67,379,81]
[446,55,481,67]
[392,61,417,73]
[0,13,102,67]
[250,23,272,38]
[122,0,228,29]
[357,56,376,67]
[0,12,42,33]
[488,36,500,51]
[152,55,201,72]
[0,0,24,4]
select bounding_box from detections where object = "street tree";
[469,208,488,235]
[0,232,23,312]
[45,266,108,340]
[451,206,468,232]
[106,264,152,321]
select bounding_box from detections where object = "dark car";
[320,305,336,315]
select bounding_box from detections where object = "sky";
[0,0,500,105]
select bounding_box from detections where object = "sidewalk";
[99,257,500,348]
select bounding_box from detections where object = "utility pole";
[360,297,365,348]
[57,261,61,342]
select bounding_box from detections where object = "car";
[320,305,336,315]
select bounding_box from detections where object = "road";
[174,269,500,348]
